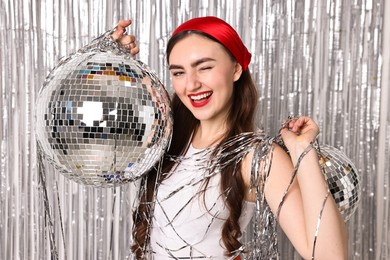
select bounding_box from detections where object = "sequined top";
[150,144,256,259]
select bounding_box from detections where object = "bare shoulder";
[241,142,294,202]
[265,142,295,189]
[270,142,294,171]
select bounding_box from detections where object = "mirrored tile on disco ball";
[319,145,361,221]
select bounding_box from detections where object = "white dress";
[150,144,255,259]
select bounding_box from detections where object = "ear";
[233,62,243,82]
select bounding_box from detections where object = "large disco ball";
[318,145,361,221]
[35,29,173,187]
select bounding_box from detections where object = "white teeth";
[191,92,211,101]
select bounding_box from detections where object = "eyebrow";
[168,57,216,70]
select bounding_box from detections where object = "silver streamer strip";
[36,143,59,259]
[0,0,389,259]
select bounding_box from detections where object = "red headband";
[171,16,251,71]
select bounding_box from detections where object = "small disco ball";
[318,145,361,221]
[35,29,173,187]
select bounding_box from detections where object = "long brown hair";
[131,31,258,258]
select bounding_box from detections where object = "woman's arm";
[244,117,348,259]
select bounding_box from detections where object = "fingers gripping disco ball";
[318,145,361,221]
[35,29,173,187]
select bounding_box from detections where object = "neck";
[191,121,228,149]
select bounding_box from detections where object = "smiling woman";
[110,16,350,259]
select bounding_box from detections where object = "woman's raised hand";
[280,116,320,159]
[112,19,140,56]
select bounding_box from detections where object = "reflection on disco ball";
[35,29,173,187]
[318,145,361,221]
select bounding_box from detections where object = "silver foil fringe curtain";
[1,0,389,259]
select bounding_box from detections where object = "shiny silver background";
[0,0,389,259]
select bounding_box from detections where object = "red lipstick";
[188,91,212,108]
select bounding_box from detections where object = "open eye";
[171,70,184,77]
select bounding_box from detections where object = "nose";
[186,71,201,91]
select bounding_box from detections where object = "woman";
[113,17,347,259]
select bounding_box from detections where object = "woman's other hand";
[112,19,140,56]
[280,116,320,160]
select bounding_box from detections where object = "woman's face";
[168,34,242,124]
